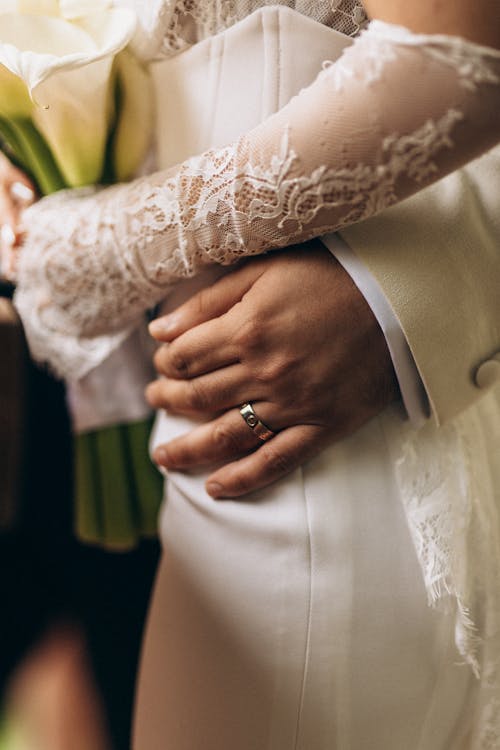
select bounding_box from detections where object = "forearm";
[15,20,500,373]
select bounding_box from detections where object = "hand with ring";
[0,152,36,280]
[146,242,400,499]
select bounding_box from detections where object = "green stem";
[125,419,162,537]
[0,116,31,172]
[74,432,103,546]
[95,426,139,551]
[6,118,66,195]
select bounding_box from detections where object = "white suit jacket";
[342,145,500,425]
[152,6,500,427]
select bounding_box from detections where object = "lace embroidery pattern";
[155,0,368,55]
[368,20,500,91]
[12,13,500,747]
[16,101,466,382]
[15,20,500,382]
[386,389,500,748]
[328,22,500,94]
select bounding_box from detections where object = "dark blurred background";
[0,286,159,749]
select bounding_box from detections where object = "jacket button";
[475,355,500,389]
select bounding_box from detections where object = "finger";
[149,260,266,342]
[0,244,19,280]
[152,409,261,470]
[153,401,286,469]
[0,186,19,238]
[0,200,19,279]
[0,156,36,205]
[205,424,329,499]
[153,315,240,379]
[145,364,256,415]
[10,180,35,206]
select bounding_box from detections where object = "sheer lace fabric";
[12,13,500,744]
[126,0,367,60]
[383,389,500,748]
[158,0,367,53]
[15,20,500,378]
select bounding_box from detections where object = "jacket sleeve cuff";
[320,232,430,427]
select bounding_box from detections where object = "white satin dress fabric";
[133,9,475,748]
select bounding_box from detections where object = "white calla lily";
[15,1,59,14]
[0,1,111,16]
[0,5,137,185]
[0,61,32,117]
[59,0,112,20]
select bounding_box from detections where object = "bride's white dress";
[140,411,476,750]
[136,7,499,749]
[13,2,500,748]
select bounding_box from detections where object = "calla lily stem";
[0,117,65,195]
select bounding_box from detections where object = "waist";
[151,5,352,169]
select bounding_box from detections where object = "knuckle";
[258,355,292,385]
[213,423,241,454]
[261,445,294,477]
[167,348,191,378]
[185,381,209,412]
[154,343,192,379]
[233,316,262,350]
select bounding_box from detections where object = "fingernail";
[149,315,179,338]
[1,224,15,247]
[206,482,225,499]
[10,182,35,204]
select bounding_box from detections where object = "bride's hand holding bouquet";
[0,151,34,279]
[0,0,162,549]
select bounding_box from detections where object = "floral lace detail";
[153,0,368,56]
[384,387,500,748]
[381,109,464,184]
[328,21,500,93]
[11,12,500,746]
[368,20,500,91]
[15,99,468,381]
[15,21,500,379]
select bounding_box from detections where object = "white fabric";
[141,9,500,746]
[14,14,500,380]
[137,409,474,750]
[66,324,155,433]
[10,3,500,745]
[124,0,368,60]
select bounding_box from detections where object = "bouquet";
[0,0,163,549]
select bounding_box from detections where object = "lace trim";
[12,12,500,745]
[153,0,368,56]
[14,100,464,382]
[385,390,500,748]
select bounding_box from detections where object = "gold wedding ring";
[239,403,276,442]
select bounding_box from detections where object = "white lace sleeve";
[15,20,500,379]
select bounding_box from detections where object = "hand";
[0,152,35,279]
[147,242,399,498]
